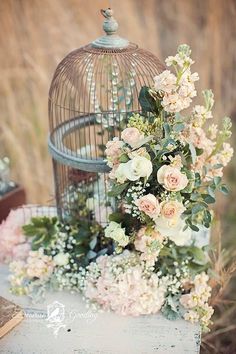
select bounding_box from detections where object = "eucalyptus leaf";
[202,194,215,204]
[218,184,229,195]
[173,122,185,132]
[214,176,221,186]
[192,203,205,214]
[108,182,129,197]
[189,142,197,164]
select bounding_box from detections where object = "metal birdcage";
[48,8,164,225]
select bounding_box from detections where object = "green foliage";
[157,242,209,276]
[162,295,182,320]
[108,182,129,197]
[138,86,156,114]
[109,211,138,234]
[23,216,58,250]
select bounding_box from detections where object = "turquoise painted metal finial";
[92,8,129,49]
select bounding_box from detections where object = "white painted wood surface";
[0,265,201,354]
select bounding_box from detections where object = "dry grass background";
[0,0,236,352]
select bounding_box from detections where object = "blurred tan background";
[0,0,235,204]
[0,1,236,352]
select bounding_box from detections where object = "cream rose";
[105,221,129,247]
[160,200,185,219]
[114,163,127,184]
[121,127,144,148]
[155,217,191,246]
[157,165,188,191]
[123,156,153,181]
[135,194,160,219]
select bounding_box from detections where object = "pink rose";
[157,165,188,192]
[160,200,185,219]
[135,194,160,219]
[105,138,123,158]
[121,127,144,148]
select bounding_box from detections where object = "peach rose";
[121,127,144,148]
[157,165,188,191]
[135,194,160,219]
[160,200,185,219]
[105,138,123,158]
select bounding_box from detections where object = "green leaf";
[119,154,129,163]
[196,148,204,156]
[219,184,229,195]
[192,203,205,214]
[163,123,171,137]
[207,185,216,197]
[22,216,58,250]
[189,223,200,232]
[190,247,208,265]
[89,237,97,250]
[214,176,221,186]
[138,86,156,113]
[87,250,97,260]
[173,122,185,132]
[162,295,182,321]
[109,212,124,223]
[202,194,215,204]
[190,193,199,201]
[108,182,129,197]
[213,163,223,169]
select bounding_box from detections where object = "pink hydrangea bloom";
[0,208,32,263]
[84,251,166,316]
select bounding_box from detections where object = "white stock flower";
[161,92,185,113]
[154,70,177,93]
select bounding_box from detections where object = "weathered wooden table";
[0,265,200,354]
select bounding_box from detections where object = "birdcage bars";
[48,8,164,225]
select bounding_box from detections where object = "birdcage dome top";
[48,8,165,173]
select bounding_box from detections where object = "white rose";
[54,253,70,266]
[123,156,153,181]
[105,221,129,247]
[155,217,191,246]
[114,163,127,184]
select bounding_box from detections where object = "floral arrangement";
[0,45,233,332]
